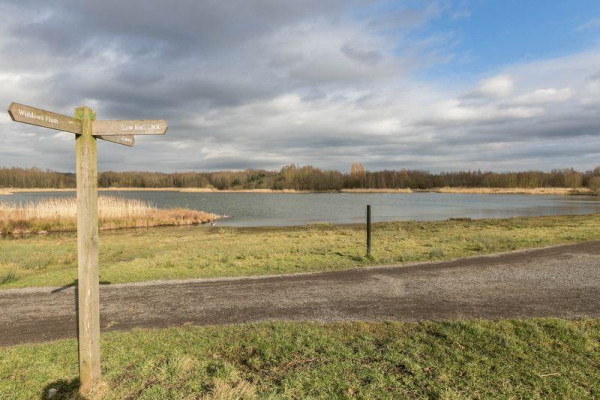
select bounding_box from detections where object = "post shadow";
[51,280,111,294]
[47,279,109,396]
[40,378,84,399]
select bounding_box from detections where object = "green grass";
[2,214,600,289]
[0,319,598,399]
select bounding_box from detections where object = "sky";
[0,0,599,173]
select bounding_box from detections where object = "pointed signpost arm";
[95,135,135,147]
[8,102,81,134]
[75,106,101,393]
[92,119,167,136]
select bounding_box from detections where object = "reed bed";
[336,187,587,194]
[434,187,588,195]
[0,196,219,234]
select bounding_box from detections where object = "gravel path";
[2,241,599,346]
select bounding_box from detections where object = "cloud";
[578,17,600,31]
[471,75,515,98]
[511,88,573,105]
[581,73,600,106]
[0,0,599,173]
[340,44,383,66]
[426,100,545,124]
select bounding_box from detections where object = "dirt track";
[2,241,600,346]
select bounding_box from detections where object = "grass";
[0,196,218,235]
[2,213,600,289]
[0,319,598,399]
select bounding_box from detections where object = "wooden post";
[366,205,371,257]
[75,106,101,393]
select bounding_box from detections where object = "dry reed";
[340,187,588,195]
[434,187,589,195]
[0,196,219,234]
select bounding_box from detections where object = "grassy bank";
[2,213,600,288]
[0,196,218,235]
[1,319,598,399]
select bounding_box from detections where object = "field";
[0,196,218,235]
[2,213,600,288]
[1,319,598,399]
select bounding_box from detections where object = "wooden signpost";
[7,102,167,394]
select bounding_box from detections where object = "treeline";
[2,165,600,191]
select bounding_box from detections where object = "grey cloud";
[366,3,444,31]
[340,44,382,65]
[588,71,600,81]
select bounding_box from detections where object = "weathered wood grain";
[95,135,135,147]
[92,119,167,135]
[8,102,81,134]
[75,106,101,394]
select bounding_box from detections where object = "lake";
[2,191,600,227]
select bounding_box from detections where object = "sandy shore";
[0,187,312,194]
[179,188,310,193]
[0,187,592,195]
[340,188,413,193]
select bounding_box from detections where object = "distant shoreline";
[0,187,593,196]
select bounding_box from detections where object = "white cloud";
[581,76,600,106]
[473,75,515,98]
[512,88,573,104]
[578,17,600,31]
[431,100,545,123]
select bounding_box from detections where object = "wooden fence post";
[366,204,371,257]
[75,106,101,393]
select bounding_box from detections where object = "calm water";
[2,191,600,227]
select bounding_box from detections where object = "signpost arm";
[75,106,101,393]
